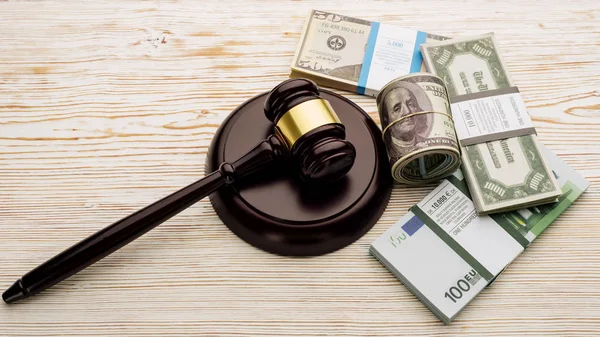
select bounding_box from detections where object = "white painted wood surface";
[0,1,599,336]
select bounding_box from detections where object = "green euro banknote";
[370,144,589,324]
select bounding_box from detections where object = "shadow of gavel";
[3,78,357,303]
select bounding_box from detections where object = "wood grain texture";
[0,0,599,336]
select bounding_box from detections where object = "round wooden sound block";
[206,89,392,256]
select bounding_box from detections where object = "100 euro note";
[421,33,561,214]
[370,144,589,324]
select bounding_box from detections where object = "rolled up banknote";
[376,73,461,184]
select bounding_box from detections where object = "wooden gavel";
[3,78,357,303]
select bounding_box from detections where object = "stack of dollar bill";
[370,144,589,324]
[291,10,446,97]
[421,33,562,214]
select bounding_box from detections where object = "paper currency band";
[381,111,455,140]
[275,98,341,149]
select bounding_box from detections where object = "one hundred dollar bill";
[376,73,460,184]
[421,33,561,214]
[370,145,589,324]
[291,10,446,97]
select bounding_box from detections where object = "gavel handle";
[4,135,285,303]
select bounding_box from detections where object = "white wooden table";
[1,1,599,336]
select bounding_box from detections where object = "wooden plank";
[0,0,598,336]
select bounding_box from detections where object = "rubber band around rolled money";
[381,111,455,141]
[380,110,460,184]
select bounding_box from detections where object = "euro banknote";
[370,144,589,323]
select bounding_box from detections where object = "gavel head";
[264,78,356,183]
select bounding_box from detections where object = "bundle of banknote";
[421,33,562,214]
[291,9,447,97]
[370,144,589,324]
[376,73,461,184]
